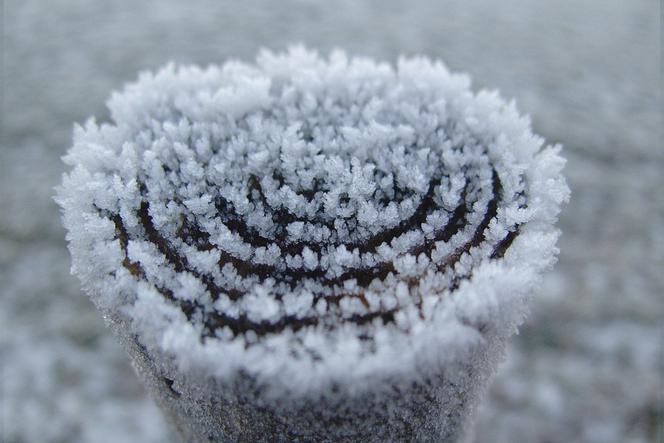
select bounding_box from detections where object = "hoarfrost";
[57,47,568,393]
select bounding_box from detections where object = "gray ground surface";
[1,1,661,442]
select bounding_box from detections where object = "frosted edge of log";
[56,46,569,400]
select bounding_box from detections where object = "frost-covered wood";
[57,47,568,442]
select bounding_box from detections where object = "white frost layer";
[57,47,568,394]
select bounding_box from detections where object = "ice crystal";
[57,47,568,394]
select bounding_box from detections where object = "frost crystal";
[57,47,568,397]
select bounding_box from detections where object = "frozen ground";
[1,1,661,442]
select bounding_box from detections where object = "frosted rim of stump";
[56,46,568,397]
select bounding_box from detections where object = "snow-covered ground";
[2,1,661,442]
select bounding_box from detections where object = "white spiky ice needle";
[57,47,568,442]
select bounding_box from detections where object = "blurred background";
[1,1,661,442]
